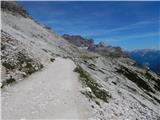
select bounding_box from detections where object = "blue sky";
[19,1,160,50]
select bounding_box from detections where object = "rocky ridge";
[62,34,94,48]
[63,34,126,57]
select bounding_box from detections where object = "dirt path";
[2,57,90,119]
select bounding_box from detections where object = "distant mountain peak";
[63,34,126,57]
[132,48,160,53]
[129,49,160,74]
[62,34,94,48]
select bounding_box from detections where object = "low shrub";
[116,66,154,93]
[2,62,15,70]
[1,77,16,88]
[80,54,98,60]
[74,65,111,102]
[50,58,55,62]
[6,77,16,84]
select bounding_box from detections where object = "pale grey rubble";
[1,1,160,120]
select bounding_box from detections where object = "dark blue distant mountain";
[129,49,160,74]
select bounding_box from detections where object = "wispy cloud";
[20,1,159,50]
[103,32,160,42]
[85,19,159,37]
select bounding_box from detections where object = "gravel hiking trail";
[2,57,89,119]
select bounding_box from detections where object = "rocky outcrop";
[1,1,29,18]
[62,34,94,48]
[63,34,126,57]
[88,42,126,57]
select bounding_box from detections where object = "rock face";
[1,1,29,18]
[89,43,126,57]
[1,1,160,120]
[62,34,94,48]
[63,34,126,57]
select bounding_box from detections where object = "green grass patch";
[1,77,16,88]
[25,62,32,68]
[155,79,160,91]
[116,66,154,93]
[2,62,15,70]
[80,54,98,60]
[144,71,160,91]
[6,77,16,84]
[50,58,55,62]
[74,65,111,103]
[17,52,44,76]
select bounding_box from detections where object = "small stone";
[86,87,92,93]
[35,67,38,70]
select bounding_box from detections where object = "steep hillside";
[1,1,80,87]
[1,1,160,120]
